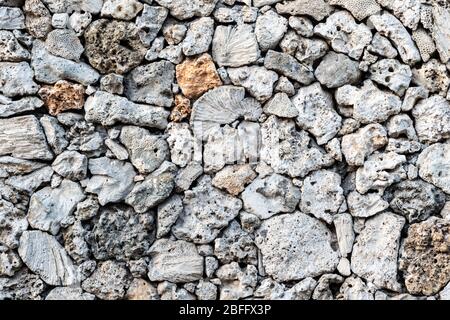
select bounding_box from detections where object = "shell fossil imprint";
[190,86,262,141]
[212,24,261,68]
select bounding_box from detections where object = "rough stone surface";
[351,212,405,291]
[2,0,450,301]
[255,212,339,281]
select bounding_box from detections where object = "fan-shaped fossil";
[190,86,262,140]
[212,24,260,68]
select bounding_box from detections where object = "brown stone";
[38,80,85,116]
[176,53,223,99]
[125,278,159,300]
[212,165,257,196]
[170,94,192,122]
[399,217,450,296]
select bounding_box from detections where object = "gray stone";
[0,62,38,97]
[85,157,136,205]
[31,40,99,85]
[120,125,169,174]
[136,5,168,46]
[228,66,278,102]
[255,10,287,51]
[85,91,169,129]
[52,151,87,181]
[0,30,30,61]
[101,0,143,20]
[5,166,53,193]
[154,0,218,20]
[172,175,242,244]
[125,161,177,213]
[40,115,68,155]
[369,59,412,96]
[0,96,43,118]
[264,50,314,85]
[351,212,405,291]
[182,17,214,56]
[46,287,95,300]
[242,173,301,220]
[0,115,53,160]
[124,61,174,107]
[28,180,85,235]
[0,7,25,29]
[255,212,339,281]
[315,52,361,88]
[157,194,183,238]
[18,230,79,286]
[417,143,450,194]
[148,239,203,283]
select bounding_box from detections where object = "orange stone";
[170,94,192,122]
[175,53,223,99]
[38,80,85,116]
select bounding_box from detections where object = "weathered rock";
[342,124,388,166]
[369,59,412,96]
[154,0,218,20]
[255,10,287,51]
[31,40,99,85]
[18,230,79,286]
[85,157,136,205]
[82,260,130,300]
[329,0,381,21]
[412,59,450,95]
[5,166,52,194]
[212,24,260,67]
[23,0,52,38]
[172,175,242,244]
[264,50,314,85]
[242,173,300,220]
[412,28,436,63]
[216,262,257,300]
[301,170,345,224]
[334,213,354,257]
[85,91,169,129]
[228,66,278,102]
[315,52,361,88]
[355,152,407,194]
[0,115,52,160]
[212,164,256,196]
[388,180,445,223]
[175,53,222,99]
[255,212,339,281]
[28,180,85,234]
[338,276,375,300]
[368,32,398,58]
[40,115,68,155]
[263,92,298,118]
[166,122,193,168]
[335,80,402,124]
[45,29,83,61]
[0,249,22,277]
[148,239,203,283]
[182,17,214,56]
[275,0,332,21]
[124,60,174,107]
[41,0,103,14]
[101,0,143,20]
[0,62,38,97]
[347,191,389,218]
[431,5,450,63]
[120,125,169,174]
[261,116,334,178]
[175,162,203,191]
[84,19,146,74]
[0,7,25,29]
[0,268,45,300]
[38,80,85,116]
[157,194,183,238]
[214,220,257,265]
[89,205,155,261]
[0,96,43,117]
[314,11,372,60]
[125,278,159,300]
[0,199,28,249]
[399,217,450,295]
[417,143,450,194]
[125,161,176,213]
[351,212,405,291]
[367,11,421,65]
[46,287,95,300]
[0,30,30,61]
[136,5,168,46]
[292,82,341,145]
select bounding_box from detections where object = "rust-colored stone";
[170,94,192,122]
[38,80,85,116]
[175,53,223,99]
[399,217,450,296]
